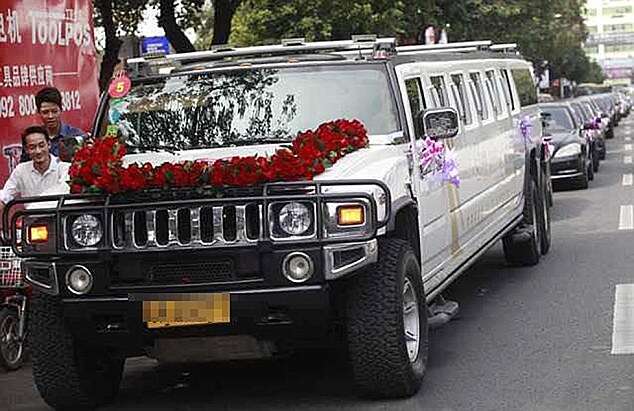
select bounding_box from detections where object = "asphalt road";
[3,117,634,411]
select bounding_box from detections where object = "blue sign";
[141,36,170,55]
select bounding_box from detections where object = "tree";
[94,0,146,91]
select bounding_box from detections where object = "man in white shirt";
[0,125,70,214]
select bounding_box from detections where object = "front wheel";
[346,239,428,398]
[0,307,25,371]
[30,291,124,409]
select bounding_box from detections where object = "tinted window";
[541,107,574,131]
[405,78,425,138]
[485,69,505,116]
[430,75,448,107]
[451,73,472,125]
[500,69,516,111]
[469,72,489,120]
[511,68,538,107]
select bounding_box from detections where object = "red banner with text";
[0,0,99,183]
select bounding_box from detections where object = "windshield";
[541,107,574,132]
[97,65,400,151]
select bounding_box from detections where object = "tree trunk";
[211,0,240,45]
[95,0,122,92]
[158,0,196,53]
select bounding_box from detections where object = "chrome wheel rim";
[403,277,420,363]
[0,314,22,366]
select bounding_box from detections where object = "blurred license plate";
[143,293,230,329]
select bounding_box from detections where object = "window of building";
[587,25,598,34]
[511,68,537,107]
[604,23,633,32]
[450,73,472,126]
[404,78,426,138]
[603,6,632,16]
[584,45,599,54]
[605,44,634,53]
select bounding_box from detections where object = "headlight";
[278,202,311,236]
[554,143,582,158]
[71,215,103,247]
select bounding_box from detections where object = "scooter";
[0,246,28,371]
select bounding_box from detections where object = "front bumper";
[59,285,332,354]
[550,155,584,180]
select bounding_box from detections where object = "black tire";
[503,179,541,266]
[29,291,124,410]
[592,149,600,172]
[0,307,25,371]
[575,159,589,189]
[346,238,428,399]
[599,149,606,160]
[539,173,551,255]
[588,155,595,181]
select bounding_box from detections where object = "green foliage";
[228,0,601,84]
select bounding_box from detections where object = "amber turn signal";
[337,205,365,226]
[28,225,49,243]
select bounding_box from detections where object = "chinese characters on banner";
[0,1,99,183]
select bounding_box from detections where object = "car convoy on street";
[0,37,632,410]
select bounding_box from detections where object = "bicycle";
[0,246,27,371]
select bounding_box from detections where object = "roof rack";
[397,40,492,53]
[127,36,395,65]
[126,36,521,75]
[489,43,518,53]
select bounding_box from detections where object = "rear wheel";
[539,173,552,255]
[30,291,124,409]
[346,239,428,398]
[503,179,541,266]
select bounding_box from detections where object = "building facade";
[583,0,634,81]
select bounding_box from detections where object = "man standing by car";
[20,87,85,162]
[1,126,70,214]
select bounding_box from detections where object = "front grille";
[112,203,263,250]
[148,260,235,285]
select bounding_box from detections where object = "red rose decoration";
[68,119,369,194]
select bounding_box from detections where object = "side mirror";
[416,107,460,139]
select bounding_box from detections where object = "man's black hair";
[35,87,62,111]
[21,125,50,147]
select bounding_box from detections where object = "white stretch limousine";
[7,37,551,408]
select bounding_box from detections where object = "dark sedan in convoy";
[540,103,594,190]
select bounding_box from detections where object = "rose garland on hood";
[68,119,369,194]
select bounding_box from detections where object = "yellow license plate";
[142,293,230,329]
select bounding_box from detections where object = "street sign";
[140,36,170,55]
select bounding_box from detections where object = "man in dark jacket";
[20,87,85,162]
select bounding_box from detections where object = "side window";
[450,73,472,126]
[511,68,538,107]
[500,69,517,111]
[469,72,489,121]
[405,78,426,138]
[485,70,504,116]
[430,75,448,107]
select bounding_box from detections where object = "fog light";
[282,252,314,283]
[66,265,93,295]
